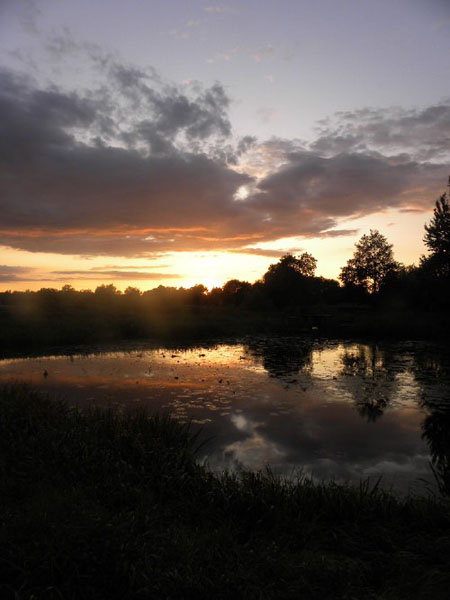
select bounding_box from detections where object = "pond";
[2,337,450,495]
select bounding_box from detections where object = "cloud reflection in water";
[1,339,448,494]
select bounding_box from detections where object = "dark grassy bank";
[2,386,450,599]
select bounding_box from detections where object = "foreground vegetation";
[1,385,450,599]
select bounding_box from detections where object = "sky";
[0,0,449,291]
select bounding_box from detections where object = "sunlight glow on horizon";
[0,203,434,293]
[0,0,448,293]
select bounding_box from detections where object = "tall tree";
[339,230,398,294]
[262,252,318,307]
[263,252,317,281]
[422,180,450,278]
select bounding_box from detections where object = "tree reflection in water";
[412,346,450,494]
[422,408,450,495]
[411,344,450,410]
[339,344,403,422]
[244,338,314,381]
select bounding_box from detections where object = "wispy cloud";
[206,44,275,64]
[168,17,203,40]
[252,44,275,63]
[312,104,450,162]
[206,45,241,63]
[0,265,180,283]
[230,248,303,258]
[0,265,35,282]
[52,270,180,280]
[1,0,42,35]
[256,107,280,124]
[203,4,240,15]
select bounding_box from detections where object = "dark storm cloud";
[0,69,99,158]
[247,149,447,223]
[0,63,448,257]
[0,66,256,254]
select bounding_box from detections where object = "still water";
[2,337,450,494]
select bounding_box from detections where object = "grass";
[1,385,450,599]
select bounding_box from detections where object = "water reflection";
[422,407,450,495]
[244,337,313,380]
[338,344,405,422]
[411,344,450,410]
[409,346,450,494]
[1,338,449,494]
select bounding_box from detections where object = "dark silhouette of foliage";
[264,252,317,280]
[422,407,450,496]
[422,183,450,279]
[262,253,318,307]
[339,230,399,294]
[221,279,252,306]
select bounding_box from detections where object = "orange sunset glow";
[0,0,449,292]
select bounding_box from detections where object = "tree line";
[0,181,449,343]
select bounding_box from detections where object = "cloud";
[206,44,275,64]
[0,66,257,255]
[312,103,450,162]
[230,248,302,258]
[252,44,275,63]
[109,64,232,146]
[88,263,170,270]
[251,149,447,220]
[203,4,239,15]
[51,270,180,280]
[0,265,34,282]
[206,46,241,63]
[168,17,203,40]
[0,62,448,259]
[0,264,180,283]
[0,0,41,34]
[256,107,280,124]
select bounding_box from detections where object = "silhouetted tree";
[266,253,317,278]
[94,284,120,298]
[296,252,317,277]
[263,253,318,307]
[187,284,207,306]
[124,286,141,298]
[339,230,399,294]
[422,181,450,279]
[221,279,252,306]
